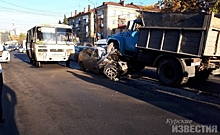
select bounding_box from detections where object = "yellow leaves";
[143,5,154,10]
[142,4,161,12]
[175,1,181,8]
[159,0,220,13]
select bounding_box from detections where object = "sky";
[0,0,157,33]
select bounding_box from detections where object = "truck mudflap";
[97,49,128,81]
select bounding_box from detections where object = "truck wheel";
[104,64,118,80]
[157,59,188,86]
[66,60,70,67]
[79,61,86,71]
[29,58,33,63]
[35,61,41,67]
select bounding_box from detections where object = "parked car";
[15,45,20,50]
[94,39,107,48]
[74,46,88,60]
[77,42,93,47]
[0,45,10,63]
[7,45,15,52]
[18,46,26,53]
[78,46,128,80]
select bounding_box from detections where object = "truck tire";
[79,61,86,71]
[157,59,188,86]
[27,51,33,63]
[35,61,41,67]
[66,59,70,67]
[29,58,33,63]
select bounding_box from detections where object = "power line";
[0,20,44,25]
[0,6,63,17]
[17,0,87,10]
[0,0,88,15]
[0,0,61,14]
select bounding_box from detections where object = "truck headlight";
[42,53,47,56]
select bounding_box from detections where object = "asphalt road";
[0,51,219,135]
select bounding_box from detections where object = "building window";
[113,10,116,16]
[127,12,130,17]
[83,19,86,24]
[120,11,123,16]
[131,13,137,18]
[113,20,116,24]
[83,15,88,19]
[97,10,103,16]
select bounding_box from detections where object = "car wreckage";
[78,46,129,81]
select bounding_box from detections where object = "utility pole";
[88,0,97,45]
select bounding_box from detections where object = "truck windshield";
[36,27,74,45]
[36,27,56,44]
[57,28,74,44]
[126,20,133,31]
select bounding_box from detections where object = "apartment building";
[68,0,142,43]
[68,6,95,43]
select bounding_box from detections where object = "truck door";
[124,23,141,52]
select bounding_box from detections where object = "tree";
[3,32,10,42]
[157,0,220,13]
[136,4,161,19]
[18,33,26,45]
[62,14,68,25]
[142,4,161,12]
[58,20,62,24]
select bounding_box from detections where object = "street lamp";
[88,0,97,44]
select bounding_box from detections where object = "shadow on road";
[140,67,220,95]
[67,70,220,131]
[0,84,19,135]
[184,78,220,94]
[13,53,29,64]
[13,53,61,68]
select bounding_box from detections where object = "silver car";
[78,46,128,80]
[78,47,106,73]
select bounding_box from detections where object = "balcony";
[75,24,79,27]
[99,23,104,28]
[84,22,90,26]
[118,15,126,19]
[118,24,126,29]
[75,21,81,25]
[98,15,104,19]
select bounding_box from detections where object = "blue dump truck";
[106,11,220,86]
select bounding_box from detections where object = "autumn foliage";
[157,0,220,14]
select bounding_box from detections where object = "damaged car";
[78,46,128,80]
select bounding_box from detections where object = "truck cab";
[107,19,143,57]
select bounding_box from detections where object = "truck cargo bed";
[137,12,220,57]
